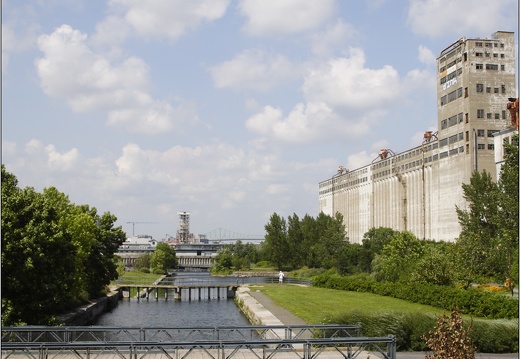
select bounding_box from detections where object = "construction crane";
[126,221,158,236]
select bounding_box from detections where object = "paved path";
[245,285,519,359]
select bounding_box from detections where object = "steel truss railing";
[2,336,397,359]
[2,325,362,343]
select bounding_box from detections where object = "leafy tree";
[371,231,424,282]
[134,253,152,270]
[496,134,519,290]
[455,170,504,283]
[360,227,397,272]
[1,165,126,325]
[287,213,305,269]
[263,212,288,270]
[150,242,177,273]
[410,242,455,285]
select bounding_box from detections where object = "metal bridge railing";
[115,276,312,287]
[2,325,361,343]
[2,335,397,359]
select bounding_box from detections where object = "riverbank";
[57,287,121,325]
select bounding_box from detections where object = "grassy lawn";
[115,271,164,285]
[250,284,449,324]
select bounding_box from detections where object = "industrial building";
[318,31,517,243]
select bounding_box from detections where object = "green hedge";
[324,311,518,353]
[312,273,518,319]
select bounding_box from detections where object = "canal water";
[93,273,268,327]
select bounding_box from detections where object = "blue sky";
[2,0,518,240]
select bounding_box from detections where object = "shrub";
[422,311,475,359]
[139,268,150,273]
[153,268,166,274]
[312,272,518,319]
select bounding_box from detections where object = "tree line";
[1,165,127,326]
[214,134,519,290]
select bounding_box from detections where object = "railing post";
[387,334,396,359]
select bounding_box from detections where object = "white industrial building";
[319,31,517,243]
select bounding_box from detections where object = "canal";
[93,273,266,327]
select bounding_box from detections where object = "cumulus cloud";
[108,0,230,41]
[347,150,375,170]
[302,48,400,108]
[209,49,300,91]
[36,25,190,134]
[239,0,336,36]
[309,19,357,57]
[407,0,517,38]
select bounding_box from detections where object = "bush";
[153,268,166,274]
[312,272,518,319]
[139,268,150,273]
[323,310,518,353]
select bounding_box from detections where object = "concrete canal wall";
[57,289,122,325]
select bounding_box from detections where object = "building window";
[477,129,485,137]
[439,138,448,147]
[502,85,506,93]
[465,131,469,141]
[501,64,505,71]
[449,148,458,156]
[487,113,492,119]
[477,109,484,118]
[449,134,458,144]
[488,144,495,150]
[493,53,498,58]
[500,43,504,49]
[494,88,499,93]
[458,87,462,98]
[487,129,498,137]
[459,132,464,141]
[441,95,446,106]
[448,115,458,127]
[441,119,447,129]
[486,87,491,93]
[485,64,498,70]
[447,90,457,103]
[476,63,483,69]
[502,110,506,119]
[465,113,469,123]
[476,42,482,47]
[465,87,468,97]
[485,52,490,58]
[495,113,500,119]
[440,151,449,159]
[466,144,470,154]
[475,52,483,57]
[476,84,484,92]
[458,113,463,123]
[477,144,485,150]
[501,54,505,58]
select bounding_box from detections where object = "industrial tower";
[177,211,190,244]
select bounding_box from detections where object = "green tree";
[1,165,126,324]
[371,231,424,282]
[496,134,519,290]
[410,242,455,285]
[2,169,76,325]
[134,253,152,270]
[150,242,177,273]
[263,212,288,270]
[455,170,503,283]
[360,227,397,272]
[287,213,305,269]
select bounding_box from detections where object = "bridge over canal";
[2,325,396,359]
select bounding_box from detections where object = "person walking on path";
[278,271,284,284]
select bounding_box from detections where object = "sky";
[2,0,518,241]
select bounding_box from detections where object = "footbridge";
[204,228,264,243]
[2,325,397,359]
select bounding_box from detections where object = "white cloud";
[417,45,436,66]
[239,0,336,36]
[302,48,400,109]
[347,150,375,170]
[109,0,230,41]
[209,49,300,91]
[407,0,517,38]
[45,145,80,172]
[36,25,191,134]
[309,19,357,57]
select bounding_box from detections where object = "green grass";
[251,284,450,324]
[115,271,164,285]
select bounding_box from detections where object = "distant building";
[117,235,158,268]
[318,31,517,243]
